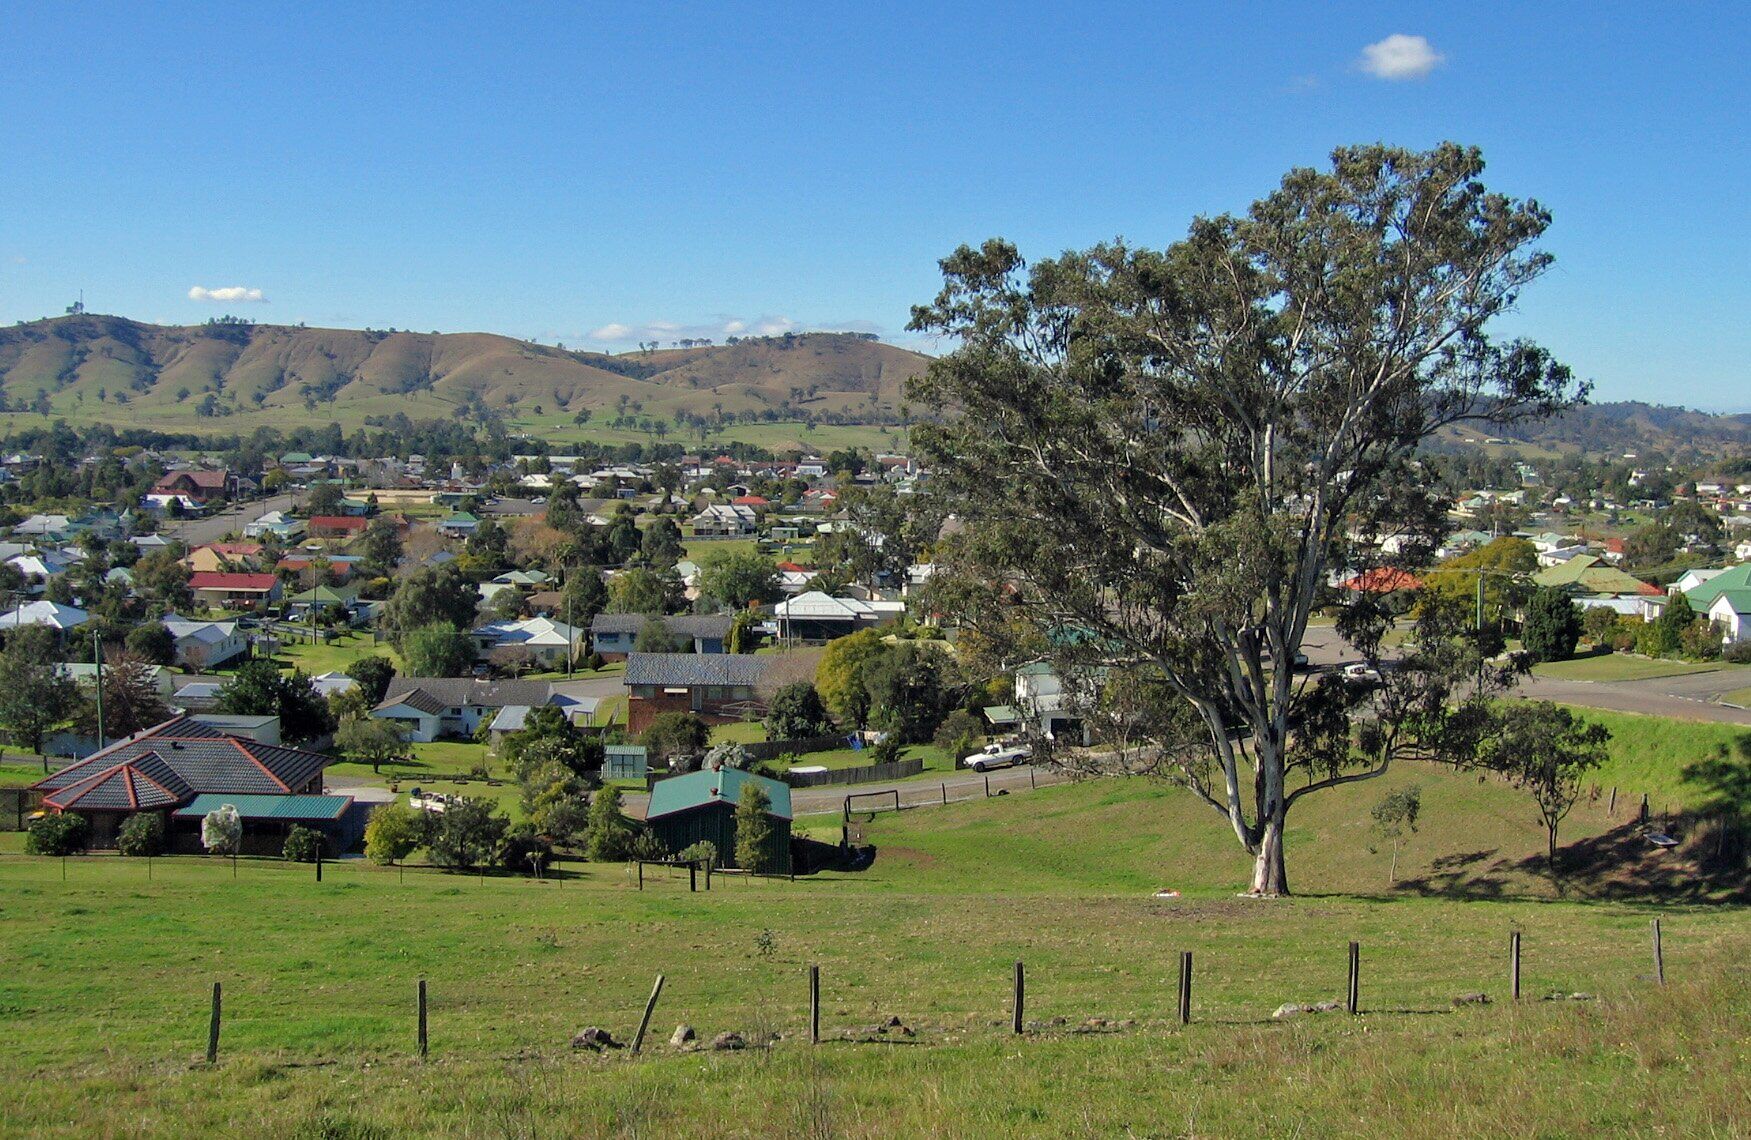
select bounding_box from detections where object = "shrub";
[1522,586,1582,663]
[428,798,509,870]
[734,781,777,873]
[869,734,903,765]
[1724,640,1751,665]
[283,824,324,863]
[704,741,752,770]
[765,681,833,740]
[116,812,166,857]
[201,804,242,854]
[933,709,984,756]
[364,802,422,865]
[675,839,718,868]
[584,652,606,671]
[629,830,669,861]
[495,823,554,874]
[584,785,635,862]
[26,812,89,856]
[641,711,709,767]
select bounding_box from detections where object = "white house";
[1671,567,1727,596]
[471,617,586,668]
[689,504,758,536]
[162,617,248,669]
[1013,662,1092,744]
[1707,591,1751,646]
[0,600,89,631]
[372,677,561,743]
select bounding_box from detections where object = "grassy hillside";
[0,314,928,434]
[0,764,1745,1135]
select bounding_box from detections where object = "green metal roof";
[1685,564,1751,608]
[646,767,792,821]
[982,705,1020,724]
[173,793,352,821]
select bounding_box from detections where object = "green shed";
[644,767,792,872]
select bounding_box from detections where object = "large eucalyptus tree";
[908,144,1583,894]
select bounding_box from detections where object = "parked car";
[962,741,1031,772]
[1342,662,1382,685]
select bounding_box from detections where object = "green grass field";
[1556,706,1750,811]
[1,759,1745,1135]
[1721,686,1751,709]
[1533,653,1742,683]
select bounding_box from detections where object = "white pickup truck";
[962,741,1032,772]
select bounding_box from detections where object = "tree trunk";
[1249,812,1289,896]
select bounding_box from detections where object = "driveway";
[622,763,1068,821]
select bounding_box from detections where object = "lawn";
[683,537,757,561]
[1554,706,1751,813]
[268,630,401,677]
[1532,653,1736,683]
[0,760,50,788]
[0,762,1745,1136]
[1721,686,1751,709]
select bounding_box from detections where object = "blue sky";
[1,3,1746,409]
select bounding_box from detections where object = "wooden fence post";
[1029,767,1036,790]
[1012,960,1025,1034]
[984,775,991,798]
[315,847,322,882]
[1346,942,1360,1015]
[206,982,222,1063]
[1177,950,1192,1025]
[941,782,947,805]
[688,863,697,892]
[632,974,665,1054]
[1510,931,1522,1001]
[1651,918,1665,985]
[638,862,644,891]
[417,978,428,1058]
[1608,786,1617,815]
[809,964,821,1045]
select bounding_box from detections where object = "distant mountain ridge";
[0,314,929,429]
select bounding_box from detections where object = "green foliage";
[217,659,335,743]
[1522,587,1583,663]
[1476,702,1610,869]
[360,516,403,576]
[0,625,78,753]
[863,641,952,743]
[382,565,479,647]
[815,628,886,727]
[675,839,718,867]
[704,741,752,770]
[726,608,762,653]
[1642,591,1696,658]
[697,548,780,610]
[1582,605,1621,646]
[633,617,682,652]
[765,681,833,740]
[401,621,475,677]
[639,517,685,567]
[124,623,175,666]
[933,709,984,758]
[363,802,422,865]
[640,711,709,768]
[628,829,669,861]
[345,656,397,705]
[606,567,679,615]
[282,824,324,863]
[26,812,89,855]
[116,812,166,858]
[335,716,407,773]
[201,804,241,854]
[74,655,172,739]
[428,797,509,870]
[494,823,553,874]
[561,567,609,627]
[583,785,634,862]
[733,779,777,873]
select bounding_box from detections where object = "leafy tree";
[698,548,780,610]
[815,628,887,727]
[561,567,609,627]
[335,715,406,773]
[495,822,553,874]
[1581,605,1620,646]
[1477,702,1609,871]
[633,617,682,652]
[606,567,679,615]
[381,565,478,647]
[639,517,685,567]
[1646,591,1696,657]
[282,824,324,863]
[74,654,172,739]
[1522,586,1583,663]
[217,660,335,743]
[0,626,78,754]
[306,482,345,515]
[360,516,404,575]
[428,797,508,870]
[640,711,709,768]
[116,812,167,857]
[583,784,635,862]
[932,709,984,759]
[132,548,193,610]
[733,780,777,872]
[905,144,1579,894]
[765,682,833,740]
[402,621,475,677]
[345,655,397,705]
[1420,536,1537,622]
[201,804,242,854]
[1367,786,1421,885]
[364,801,422,865]
[26,812,88,855]
[727,608,762,653]
[863,642,952,743]
[124,623,176,666]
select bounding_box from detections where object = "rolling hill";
[0,314,930,433]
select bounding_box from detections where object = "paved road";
[166,493,298,546]
[622,763,1069,821]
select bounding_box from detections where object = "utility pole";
[92,630,105,751]
[565,564,574,680]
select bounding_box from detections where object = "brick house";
[623,652,771,734]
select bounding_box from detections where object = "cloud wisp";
[1358,34,1444,80]
[585,314,810,344]
[188,285,267,303]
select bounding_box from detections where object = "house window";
[449,707,462,716]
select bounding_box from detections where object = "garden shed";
[644,767,792,872]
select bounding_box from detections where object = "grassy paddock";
[1534,654,1743,683]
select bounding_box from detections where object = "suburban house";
[284,584,363,621]
[1706,590,1751,645]
[590,613,733,660]
[689,503,758,537]
[147,469,238,508]
[244,510,306,541]
[1014,662,1091,744]
[471,616,586,668]
[623,652,771,733]
[0,600,89,632]
[162,616,248,668]
[643,765,793,872]
[1678,563,1751,612]
[768,592,906,643]
[186,542,263,573]
[308,515,369,540]
[437,511,480,538]
[189,571,282,609]
[372,677,562,742]
[56,661,176,698]
[1533,555,1663,613]
[30,714,345,851]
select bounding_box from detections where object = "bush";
[765,682,833,740]
[1680,619,1723,661]
[704,741,752,770]
[584,652,606,671]
[1522,586,1582,663]
[1724,640,1751,665]
[116,812,166,857]
[869,733,903,766]
[641,711,709,767]
[629,830,670,861]
[283,824,324,863]
[364,801,422,865]
[675,839,718,868]
[584,785,635,862]
[26,812,89,856]
[495,823,554,874]
[428,798,508,870]
[933,709,984,756]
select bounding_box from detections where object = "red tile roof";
[309,515,368,530]
[1341,568,1424,593]
[732,495,769,506]
[153,470,230,491]
[189,571,278,592]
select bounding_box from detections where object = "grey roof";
[377,676,557,714]
[592,612,735,638]
[623,652,770,688]
[35,715,328,807]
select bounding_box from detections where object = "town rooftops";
[1682,563,1751,609]
[188,571,279,592]
[624,652,770,688]
[309,515,368,530]
[0,600,90,630]
[376,676,558,713]
[33,714,329,806]
[590,612,734,638]
[645,766,792,822]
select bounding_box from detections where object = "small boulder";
[670,1024,697,1048]
[711,1031,746,1051]
[1272,1003,1309,1019]
[1311,1000,1343,1013]
[1451,992,1490,1007]
[570,1026,620,1051]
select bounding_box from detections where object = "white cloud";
[583,314,807,345]
[587,322,635,341]
[188,285,267,303]
[1358,34,1443,80]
